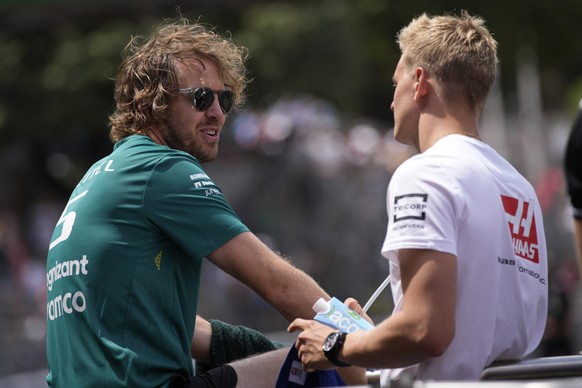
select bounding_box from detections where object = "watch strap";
[323,331,351,367]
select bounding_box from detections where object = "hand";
[287,318,336,372]
[344,298,375,326]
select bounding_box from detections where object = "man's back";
[381,135,548,381]
[46,135,248,387]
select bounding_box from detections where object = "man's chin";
[195,153,218,164]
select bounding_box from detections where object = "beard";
[158,119,220,164]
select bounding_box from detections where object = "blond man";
[290,11,548,382]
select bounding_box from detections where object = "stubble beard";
[161,120,219,164]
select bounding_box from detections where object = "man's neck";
[417,113,479,153]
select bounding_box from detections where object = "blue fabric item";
[276,342,345,387]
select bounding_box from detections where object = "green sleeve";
[145,155,249,260]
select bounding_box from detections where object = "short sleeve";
[144,154,249,259]
[381,157,460,260]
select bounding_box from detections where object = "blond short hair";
[397,11,498,112]
[108,17,250,142]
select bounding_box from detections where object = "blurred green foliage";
[0,0,581,142]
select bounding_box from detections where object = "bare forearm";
[191,315,212,363]
[209,232,329,322]
[229,348,289,388]
[290,249,456,373]
[256,256,329,321]
[338,249,455,369]
[288,313,440,374]
[342,311,451,369]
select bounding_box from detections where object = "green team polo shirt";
[46,135,249,387]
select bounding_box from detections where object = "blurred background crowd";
[1,0,582,380]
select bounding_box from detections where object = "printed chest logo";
[501,195,539,263]
[392,193,428,222]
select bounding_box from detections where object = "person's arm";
[191,315,213,365]
[228,347,291,388]
[207,231,367,384]
[207,231,330,321]
[289,248,457,370]
[192,316,288,373]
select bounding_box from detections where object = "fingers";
[290,321,337,372]
[296,342,324,373]
[287,318,309,333]
[344,297,362,312]
[288,318,329,333]
[344,297,374,325]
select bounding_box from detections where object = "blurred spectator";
[564,98,582,279]
[0,206,30,289]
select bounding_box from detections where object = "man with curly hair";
[45,18,364,388]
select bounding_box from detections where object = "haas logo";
[501,195,539,263]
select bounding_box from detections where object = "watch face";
[323,331,340,352]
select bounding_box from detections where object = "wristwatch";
[322,331,351,367]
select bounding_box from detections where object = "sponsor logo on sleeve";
[189,173,221,197]
[392,193,428,223]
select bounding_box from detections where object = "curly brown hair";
[108,17,250,142]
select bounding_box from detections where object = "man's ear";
[413,66,429,102]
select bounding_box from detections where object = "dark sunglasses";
[177,87,234,114]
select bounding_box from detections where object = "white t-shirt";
[380,134,548,382]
